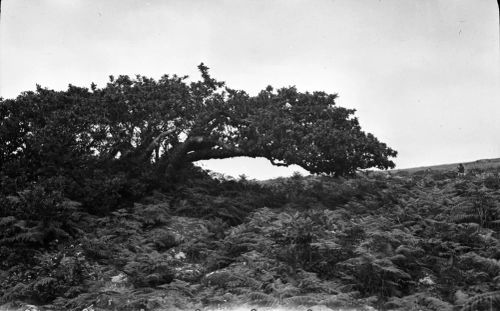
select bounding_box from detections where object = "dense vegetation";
[1,168,500,311]
[0,64,396,203]
[2,68,499,310]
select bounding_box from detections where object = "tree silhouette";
[0,64,397,190]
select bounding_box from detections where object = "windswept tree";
[0,64,397,193]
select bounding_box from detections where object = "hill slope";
[392,157,500,174]
[1,168,500,311]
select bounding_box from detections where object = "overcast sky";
[1,0,499,179]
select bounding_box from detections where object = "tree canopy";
[0,64,396,192]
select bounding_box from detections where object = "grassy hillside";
[1,166,500,311]
[392,158,500,174]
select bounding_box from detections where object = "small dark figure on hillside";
[457,163,465,176]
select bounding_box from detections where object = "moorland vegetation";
[1,67,499,311]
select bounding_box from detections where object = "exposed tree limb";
[143,129,177,157]
[270,158,290,167]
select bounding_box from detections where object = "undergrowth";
[1,168,500,310]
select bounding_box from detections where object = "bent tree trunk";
[162,137,206,179]
[160,135,269,180]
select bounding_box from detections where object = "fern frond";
[203,271,242,288]
[417,295,453,311]
[243,292,278,307]
[239,276,262,290]
[283,295,319,306]
[460,252,500,275]
[0,282,29,303]
[4,230,43,244]
[395,245,424,258]
[0,216,16,227]
[460,291,500,311]
[81,237,112,259]
[34,277,57,287]
[139,203,170,227]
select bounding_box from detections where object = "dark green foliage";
[123,252,174,287]
[81,237,114,260]
[0,184,81,269]
[452,186,500,229]
[0,66,396,207]
[337,254,412,297]
[148,228,179,251]
[460,291,500,311]
[1,248,95,304]
[484,173,500,189]
[385,293,454,311]
[171,177,278,226]
[1,169,499,309]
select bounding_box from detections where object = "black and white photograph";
[0,1,499,310]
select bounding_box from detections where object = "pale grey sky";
[1,0,499,179]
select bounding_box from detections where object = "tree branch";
[269,158,290,167]
[185,148,247,162]
[143,129,177,156]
